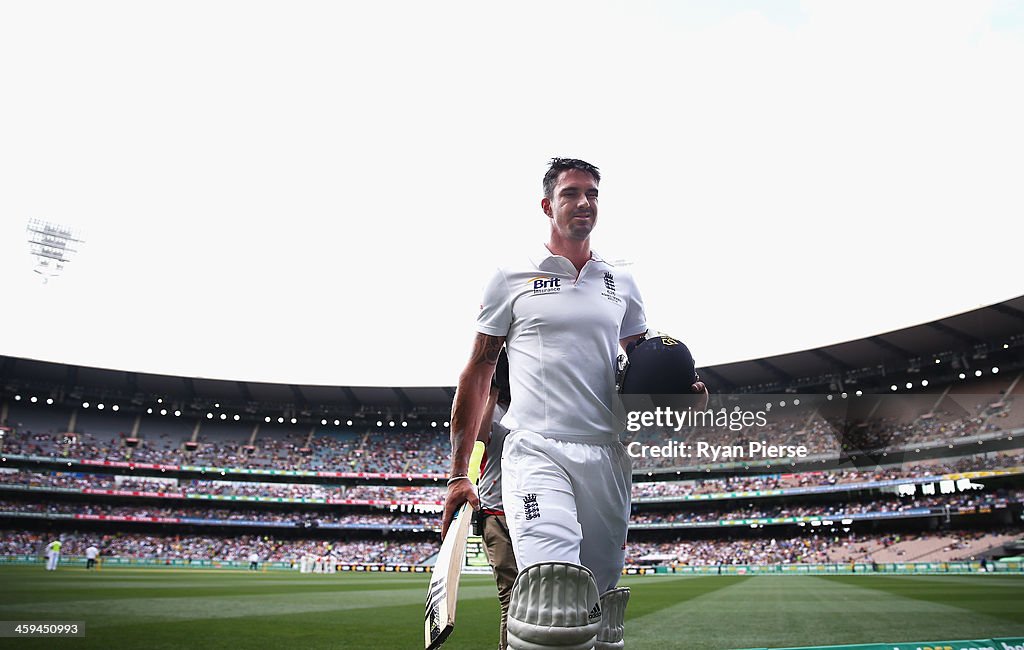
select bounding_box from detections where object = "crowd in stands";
[623,528,1019,566]
[0,501,439,527]
[2,385,1020,571]
[340,485,443,501]
[3,389,1018,476]
[0,530,437,564]
[0,427,451,474]
[630,490,1022,525]
[0,470,445,503]
[626,535,837,565]
[2,485,1018,528]
[2,528,1013,567]
[631,449,1024,498]
[3,446,1020,506]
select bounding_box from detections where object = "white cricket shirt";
[477,245,647,443]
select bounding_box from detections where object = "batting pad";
[506,561,602,650]
[595,587,630,650]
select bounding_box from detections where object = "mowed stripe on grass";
[0,567,1022,649]
[0,567,505,650]
[625,574,1024,650]
[2,570,434,601]
[817,573,1024,623]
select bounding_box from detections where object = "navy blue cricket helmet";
[618,333,698,395]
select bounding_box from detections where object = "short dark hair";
[543,158,600,200]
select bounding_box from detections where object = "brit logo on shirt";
[529,276,561,296]
[601,272,622,304]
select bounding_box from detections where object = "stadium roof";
[2,295,1023,415]
[701,294,1024,393]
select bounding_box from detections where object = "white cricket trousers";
[501,430,632,593]
[46,551,60,570]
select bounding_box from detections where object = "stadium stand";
[2,297,1023,570]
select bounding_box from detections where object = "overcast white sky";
[1,1,1022,387]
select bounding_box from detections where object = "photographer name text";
[626,440,808,461]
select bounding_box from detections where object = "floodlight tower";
[26,218,85,283]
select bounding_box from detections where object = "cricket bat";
[424,440,486,650]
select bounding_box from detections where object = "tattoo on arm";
[470,333,504,366]
[449,333,505,476]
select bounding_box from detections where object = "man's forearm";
[449,380,488,476]
[449,333,503,476]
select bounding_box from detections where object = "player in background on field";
[476,347,517,650]
[444,158,707,649]
[248,551,260,571]
[85,544,100,570]
[45,538,62,571]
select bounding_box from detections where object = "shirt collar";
[531,243,606,272]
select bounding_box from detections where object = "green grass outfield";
[0,567,1022,649]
